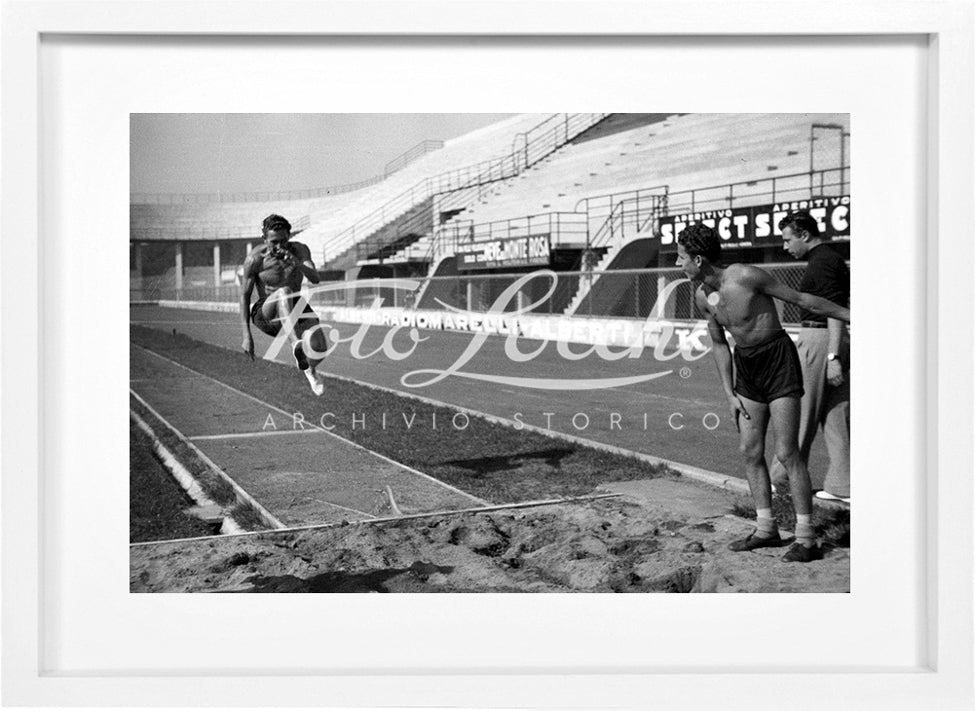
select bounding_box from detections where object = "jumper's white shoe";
[815,490,850,504]
[304,368,325,396]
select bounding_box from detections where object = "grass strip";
[130,394,276,534]
[130,421,218,543]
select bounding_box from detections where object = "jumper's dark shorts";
[250,293,318,337]
[733,330,805,404]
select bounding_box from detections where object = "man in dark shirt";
[770,210,850,503]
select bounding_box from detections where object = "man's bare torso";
[697,264,784,347]
[245,242,307,296]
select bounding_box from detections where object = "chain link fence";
[410,264,813,322]
[559,264,812,323]
[134,263,843,326]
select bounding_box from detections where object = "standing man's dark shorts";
[733,330,805,403]
[250,293,318,337]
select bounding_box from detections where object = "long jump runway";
[130,305,832,489]
[131,346,485,526]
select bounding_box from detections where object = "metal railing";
[511,113,608,171]
[411,264,819,321]
[348,197,436,265]
[130,176,386,205]
[432,212,587,262]
[384,140,445,176]
[352,181,493,266]
[131,283,242,303]
[663,166,849,217]
[133,263,837,326]
[327,113,610,266]
[327,154,519,262]
[130,115,610,255]
[427,163,846,269]
[576,185,670,251]
[131,139,446,205]
[130,214,311,242]
[130,225,259,241]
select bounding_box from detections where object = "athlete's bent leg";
[270,287,314,371]
[727,396,782,552]
[737,395,772,511]
[297,321,329,371]
[769,394,823,561]
[768,395,812,516]
[293,317,326,396]
[259,288,301,345]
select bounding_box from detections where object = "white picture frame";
[2,1,973,708]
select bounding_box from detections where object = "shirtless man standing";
[240,214,328,396]
[675,223,850,563]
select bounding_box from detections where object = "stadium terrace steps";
[317,114,610,270]
[407,113,848,316]
[132,114,849,290]
[415,255,465,309]
[564,225,655,315]
[568,112,675,145]
[327,197,435,271]
[304,114,556,260]
[131,113,552,247]
[130,197,329,239]
[447,114,847,232]
[363,234,435,266]
[568,238,662,317]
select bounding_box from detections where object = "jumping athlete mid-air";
[675,222,850,563]
[240,214,328,396]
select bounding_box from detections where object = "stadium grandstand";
[130,113,849,327]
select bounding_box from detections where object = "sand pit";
[131,481,850,593]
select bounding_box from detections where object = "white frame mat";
[2,1,973,708]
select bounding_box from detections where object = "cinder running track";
[131,345,485,526]
[131,305,831,488]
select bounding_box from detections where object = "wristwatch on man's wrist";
[827,352,840,362]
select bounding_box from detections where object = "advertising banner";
[659,196,850,249]
[456,234,552,270]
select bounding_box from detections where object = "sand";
[130,479,849,593]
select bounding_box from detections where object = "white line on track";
[133,388,382,527]
[310,499,376,519]
[131,410,218,510]
[189,429,324,441]
[133,320,235,326]
[132,344,490,507]
[129,493,623,548]
[497,382,715,408]
[129,389,287,530]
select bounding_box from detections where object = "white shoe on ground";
[304,368,325,396]
[815,490,850,504]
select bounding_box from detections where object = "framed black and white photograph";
[128,109,853,592]
[2,0,973,708]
